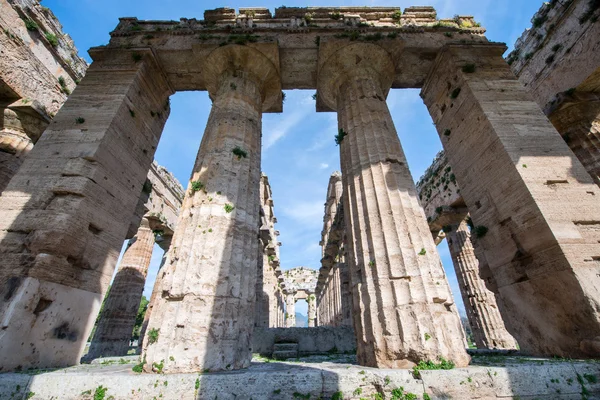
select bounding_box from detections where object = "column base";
[0,277,101,371]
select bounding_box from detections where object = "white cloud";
[281,200,325,225]
[263,108,309,150]
[319,163,329,169]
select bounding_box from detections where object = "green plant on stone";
[330,11,342,20]
[132,53,142,62]
[142,181,153,195]
[312,93,317,100]
[293,392,310,399]
[566,87,576,96]
[418,248,426,256]
[473,225,488,239]
[435,206,443,214]
[76,117,85,124]
[195,378,200,390]
[335,128,347,145]
[232,146,248,159]
[152,359,164,373]
[443,129,451,136]
[129,108,136,118]
[391,387,418,400]
[190,180,205,193]
[354,387,363,395]
[27,393,35,400]
[273,388,281,394]
[331,391,343,400]
[224,203,235,213]
[368,260,376,268]
[148,328,160,344]
[94,385,108,400]
[392,10,402,22]
[442,225,452,233]
[384,376,391,386]
[423,394,431,400]
[45,32,58,46]
[424,333,431,341]
[412,357,455,378]
[230,82,237,90]
[450,87,461,99]
[24,19,38,31]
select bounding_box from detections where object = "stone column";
[318,42,469,368]
[0,49,171,371]
[142,45,281,373]
[0,102,49,193]
[139,235,172,349]
[446,219,517,350]
[421,44,600,358]
[307,294,316,327]
[286,293,296,328]
[87,217,155,358]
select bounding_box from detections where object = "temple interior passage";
[1,0,600,398]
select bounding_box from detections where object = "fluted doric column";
[88,217,155,358]
[307,294,316,327]
[139,235,172,349]
[421,44,600,358]
[0,50,172,371]
[142,44,281,373]
[446,219,517,350]
[286,293,296,327]
[318,42,469,368]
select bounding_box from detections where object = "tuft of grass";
[392,10,402,22]
[354,387,363,395]
[418,248,427,256]
[224,204,235,213]
[76,117,85,124]
[93,385,107,400]
[331,391,343,400]
[424,333,431,341]
[232,146,248,159]
[195,378,200,390]
[273,388,281,394]
[190,180,204,193]
[335,128,347,145]
[148,328,160,344]
[412,357,455,378]
[443,129,451,136]
[45,32,58,46]
[152,360,164,373]
[24,19,38,31]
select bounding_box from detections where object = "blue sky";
[45,0,544,317]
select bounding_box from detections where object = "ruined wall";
[506,0,600,111]
[316,172,353,328]
[0,0,88,193]
[252,326,356,357]
[255,174,286,328]
[0,0,86,114]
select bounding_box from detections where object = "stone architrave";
[318,42,469,368]
[0,49,172,371]
[142,44,281,373]
[87,217,155,358]
[446,219,517,350]
[421,44,600,358]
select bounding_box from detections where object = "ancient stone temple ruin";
[2,0,600,398]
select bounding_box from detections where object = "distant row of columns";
[2,41,600,373]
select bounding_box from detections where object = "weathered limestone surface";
[0,0,87,192]
[507,0,600,111]
[0,50,172,371]
[3,356,600,400]
[507,0,600,184]
[446,219,517,350]
[87,218,155,359]
[142,44,281,373]
[319,41,469,368]
[316,172,353,328]
[255,174,286,329]
[285,293,296,328]
[421,44,600,358]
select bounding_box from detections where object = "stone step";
[273,343,298,351]
[272,350,298,360]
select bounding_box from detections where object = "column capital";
[317,42,395,111]
[203,44,282,113]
